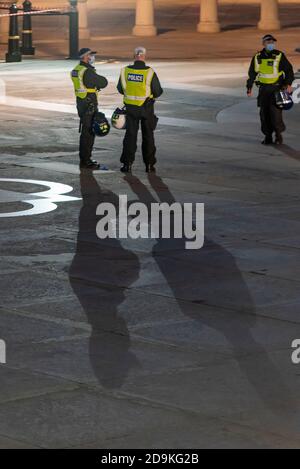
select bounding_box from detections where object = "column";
[78,0,90,40]
[133,0,157,37]
[197,0,220,33]
[258,0,281,31]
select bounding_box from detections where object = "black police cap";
[262,34,277,42]
[78,48,97,59]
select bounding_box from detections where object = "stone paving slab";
[0,435,39,449]
[0,366,79,405]
[0,387,268,449]
[119,349,300,443]
[0,308,83,345]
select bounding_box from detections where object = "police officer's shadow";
[123,173,297,427]
[277,144,300,162]
[69,171,140,389]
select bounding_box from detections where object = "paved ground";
[1,58,300,448]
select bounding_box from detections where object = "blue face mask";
[88,55,96,66]
[266,43,275,52]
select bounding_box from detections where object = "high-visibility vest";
[120,66,154,106]
[254,52,284,85]
[71,64,98,100]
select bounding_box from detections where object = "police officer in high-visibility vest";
[117,47,163,173]
[71,48,108,169]
[247,34,294,145]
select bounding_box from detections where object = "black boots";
[145,164,156,173]
[261,135,273,145]
[120,164,132,173]
[261,133,283,145]
[120,164,156,173]
[80,160,100,170]
[275,133,283,145]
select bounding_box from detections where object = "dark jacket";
[76,61,108,111]
[117,60,163,101]
[81,61,108,90]
[247,49,294,90]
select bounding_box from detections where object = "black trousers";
[77,98,97,164]
[258,85,286,137]
[121,102,157,166]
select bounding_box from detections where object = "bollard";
[5,3,22,63]
[21,0,35,55]
[68,0,79,59]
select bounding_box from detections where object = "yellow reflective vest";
[71,64,98,100]
[120,66,154,106]
[254,52,284,85]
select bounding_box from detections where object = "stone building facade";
[0,1,298,42]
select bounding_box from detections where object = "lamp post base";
[21,47,35,55]
[6,52,22,63]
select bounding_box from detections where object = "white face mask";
[88,55,96,66]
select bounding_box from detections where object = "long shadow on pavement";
[277,144,300,162]
[124,173,297,426]
[69,170,140,389]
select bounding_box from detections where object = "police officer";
[117,47,163,173]
[71,48,108,169]
[247,34,294,145]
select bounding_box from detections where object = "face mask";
[88,55,96,66]
[266,43,275,52]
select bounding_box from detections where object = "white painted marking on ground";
[0,178,81,218]
[0,135,23,140]
[1,97,214,129]
[4,96,77,114]
[163,82,244,96]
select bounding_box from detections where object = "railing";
[0,0,79,62]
